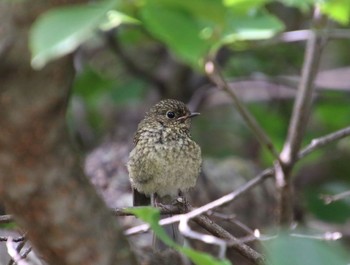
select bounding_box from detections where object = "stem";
[277,9,327,225]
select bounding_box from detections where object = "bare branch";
[299,126,350,158]
[205,60,281,161]
[280,32,326,165]
[189,207,264,263]
[290,232,342,241]
[277,8,327,225]
[320,190,350,205]
[265,29,350,44]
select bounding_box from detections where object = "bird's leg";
[151,193,162,207]
[151,193,155,207]
[174,190,189,211]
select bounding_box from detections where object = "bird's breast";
[128,128,202,197]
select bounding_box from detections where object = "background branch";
[205,60,281,161]
[277,8,327,225]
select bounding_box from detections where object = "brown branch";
[205,60,281,161]
[277,8,327,225]
[190,207,264,264]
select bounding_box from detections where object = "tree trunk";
[0,1,137,265]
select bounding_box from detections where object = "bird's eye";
[166,111,175,119]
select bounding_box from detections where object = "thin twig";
[290,232,342,241]
[277,8,327,225]
[189,207,264,263]
[21,247,32,260]
[320,190,350,205]
[299,126,350,158]
[265,29,350,45]
[205,60,281,161]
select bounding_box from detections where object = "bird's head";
[146,99,200,130]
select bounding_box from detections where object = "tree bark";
[0,1,137,265]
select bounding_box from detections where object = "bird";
[127,99,202,249]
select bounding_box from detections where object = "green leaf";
[141,3,211,68]
[278,0,314,11]
[181,247,231,265]
[223,0,269,12]
[148,0,227,23]
[320,0,350,25]
[30,0,137,69]
[263,232,349,265]
[221,11,285,44]
[127,207,176,247]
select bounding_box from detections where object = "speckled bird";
[127,99,202,206]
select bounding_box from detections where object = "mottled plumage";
[127,99,202,203]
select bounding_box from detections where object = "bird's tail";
[152,213,183,251]
[152,194,184,251]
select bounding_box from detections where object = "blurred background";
[2,0,350,264]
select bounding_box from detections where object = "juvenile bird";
[127,99,202,206]
[127,99,202,250]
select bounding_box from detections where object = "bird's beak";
[189,112,200,118]
[177,112,200,121]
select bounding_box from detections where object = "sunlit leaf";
[30,0,137,69]
[222,12,285,44]
[127,207,176,247]
[181,248,231,265]
[320,0,350,25]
